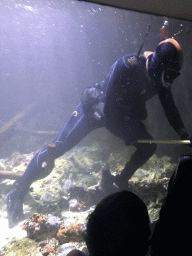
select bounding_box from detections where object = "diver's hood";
[146,40,183,83]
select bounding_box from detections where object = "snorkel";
[137,25,151,58]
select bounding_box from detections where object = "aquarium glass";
[0,0,192,255]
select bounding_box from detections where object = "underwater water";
[0,0,192,255]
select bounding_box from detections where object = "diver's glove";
[186,135,192,147]
[178,129,192,147]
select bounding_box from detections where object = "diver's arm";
[157,86,188,138]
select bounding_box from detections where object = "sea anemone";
[69,199,79,211]
[41,191,54,203]
[63,179,74,194]
[47,215,61,227]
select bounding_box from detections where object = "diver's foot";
[6,190,24,228]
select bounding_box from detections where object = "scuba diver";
[6,37,192,228]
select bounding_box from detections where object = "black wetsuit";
[6,53,187,227]
[104,54,184,144]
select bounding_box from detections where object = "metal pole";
[137,140,191,144]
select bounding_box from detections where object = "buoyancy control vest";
[81,82,105,120]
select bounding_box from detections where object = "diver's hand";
[178,129,192,147]
[180,133,192,147]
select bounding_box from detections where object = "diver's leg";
[113,119,157,189]
[117,140,157,188]
[7,102,104,228]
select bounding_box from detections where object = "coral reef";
[0,151,34,172]
[22,212,61,241]
[57,224,84,244]
[0,142,178,255]
[1,238,39,256]
[129,155,177,222]
[21,212,85,246]
[1,236,59,256]
[38,238,58,256]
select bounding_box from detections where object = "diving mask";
[161,68,180,88]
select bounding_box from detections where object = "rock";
[1,238,39,256]
[0,143,178,254]
[129,154,177,222]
